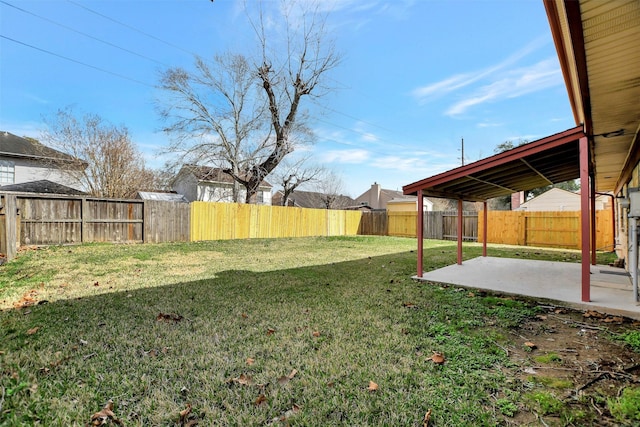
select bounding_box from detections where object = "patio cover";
[403,125,595,302]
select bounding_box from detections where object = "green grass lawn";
[0,237,626,425]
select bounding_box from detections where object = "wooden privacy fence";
[190,202,361,240]
[478,210,614,250]
[385,211,478,240]
[380,209,613,250]
[0,193,190,260]
[358,211,388,235]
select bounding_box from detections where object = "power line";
[0,1,169,67]
[0,35,155,88]
[66,0,198,58]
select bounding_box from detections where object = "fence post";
[81,198,88,243]
[3,195,17,261]
[518,211,526,246]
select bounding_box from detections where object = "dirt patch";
[503,305,640,425]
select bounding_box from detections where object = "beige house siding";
[515,188,607,211]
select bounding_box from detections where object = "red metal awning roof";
[403,126,587,201]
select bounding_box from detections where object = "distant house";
[0,131,85,191]
[272,189,364,210]
[356,182,433,211]
[514,188,609,211]
[172,164,272,205]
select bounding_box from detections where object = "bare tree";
[313,170,348,209]
[270,155,325,206]
[158,53,268,202]
[157,1,341,203]
[41,108,156,198]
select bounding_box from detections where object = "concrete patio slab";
[416,257,640,320]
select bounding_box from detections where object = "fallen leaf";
[246,357,255,366]
[603,316,624,324]
[428,352,445,365]
[266,328,276,336]
[402,302,418,309]
[326,381,335,387]
[367,381,379,391]
[90,400,122,426]
[26,327,39,335]
[423,409,432,427]
[277,369,298,385]
[524,341,537,349]
[241,313,248,319]
[535,314,548,321]
[583,310,604,319]
[157,312,183,323]
[554,308,568,314]
[312,331,321,337]
[145,349,158,358]
[80,339,88,346]
[254,394,267,406]
[179,403,192,420]
[235,374,253,386]
[14,290,38,308]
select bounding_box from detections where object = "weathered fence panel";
[144,200,191,243]
[423,211,443,239]
[441,211,478,241]
[0,194,18,260]
[358,211,387,235]
[0,193,190,256]
[383,211,478,240]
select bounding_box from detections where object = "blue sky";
[0,0,574,197]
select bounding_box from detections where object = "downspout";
[630,217,638,303]
[621,190,640,303]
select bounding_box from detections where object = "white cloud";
[445,58,562,116]
[321,148,370,164]
[411,35,555,111]
[477,121,503,128]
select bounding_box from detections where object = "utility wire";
[0,35,155,88]
[67,0,198,58]
[0,0,169,67]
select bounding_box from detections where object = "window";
[0,160,15,184]
[257,191,264,204]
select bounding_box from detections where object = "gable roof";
[179,164,272,188]
[0,180,86,195]
[273,190,358,210]
[0,131,79,163]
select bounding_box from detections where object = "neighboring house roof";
[0,131,80,163]
[0,180,87,195]
[137,191,188,202]
[356,182,432,210]
[177,164,272,188]
[273,190,359,210]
